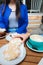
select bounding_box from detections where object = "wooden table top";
[0,38,43,65]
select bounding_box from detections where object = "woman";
[0,0,28,33]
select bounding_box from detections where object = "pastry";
[3,38,22,60]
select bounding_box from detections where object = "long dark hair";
[2,0,22,18]
[41,16,43,24]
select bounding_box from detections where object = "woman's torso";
[8,5,18,32]
[0,4,28,33]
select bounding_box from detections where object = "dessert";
[3,38,22,60]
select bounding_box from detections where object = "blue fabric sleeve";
[0,4,5,28]
[16,5,28,33]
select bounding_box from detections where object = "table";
[0,38,43,65]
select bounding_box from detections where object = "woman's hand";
[13,33,30,43]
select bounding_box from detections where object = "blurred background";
[22,0,43,34]
[23,0,43,13]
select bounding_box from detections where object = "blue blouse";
[8,11,18,32]
[0,4,28,33]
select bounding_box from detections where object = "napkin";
[38,58,43,65]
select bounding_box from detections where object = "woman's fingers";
[13,34,23,40]
[13,34,21,38]
[12,33,30,43]
[22,39,25,43]
[13,35,20,38]
[13,34,25,43]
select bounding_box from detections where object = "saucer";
[26,40,43,52]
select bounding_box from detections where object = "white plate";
[5,33,19,41]
[0,28,6,32]
[0,44,26,65]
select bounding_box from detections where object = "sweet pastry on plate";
[0,28,6,37]
[3,46,20,60]
[3,38,22,60]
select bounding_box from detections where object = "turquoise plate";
[26,40,43,52]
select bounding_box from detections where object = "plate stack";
[0,28,6,38]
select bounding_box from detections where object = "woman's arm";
[0,13,5,28]
[16,5,28,33]
[14,32,30,43]
[0,4,6,28]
